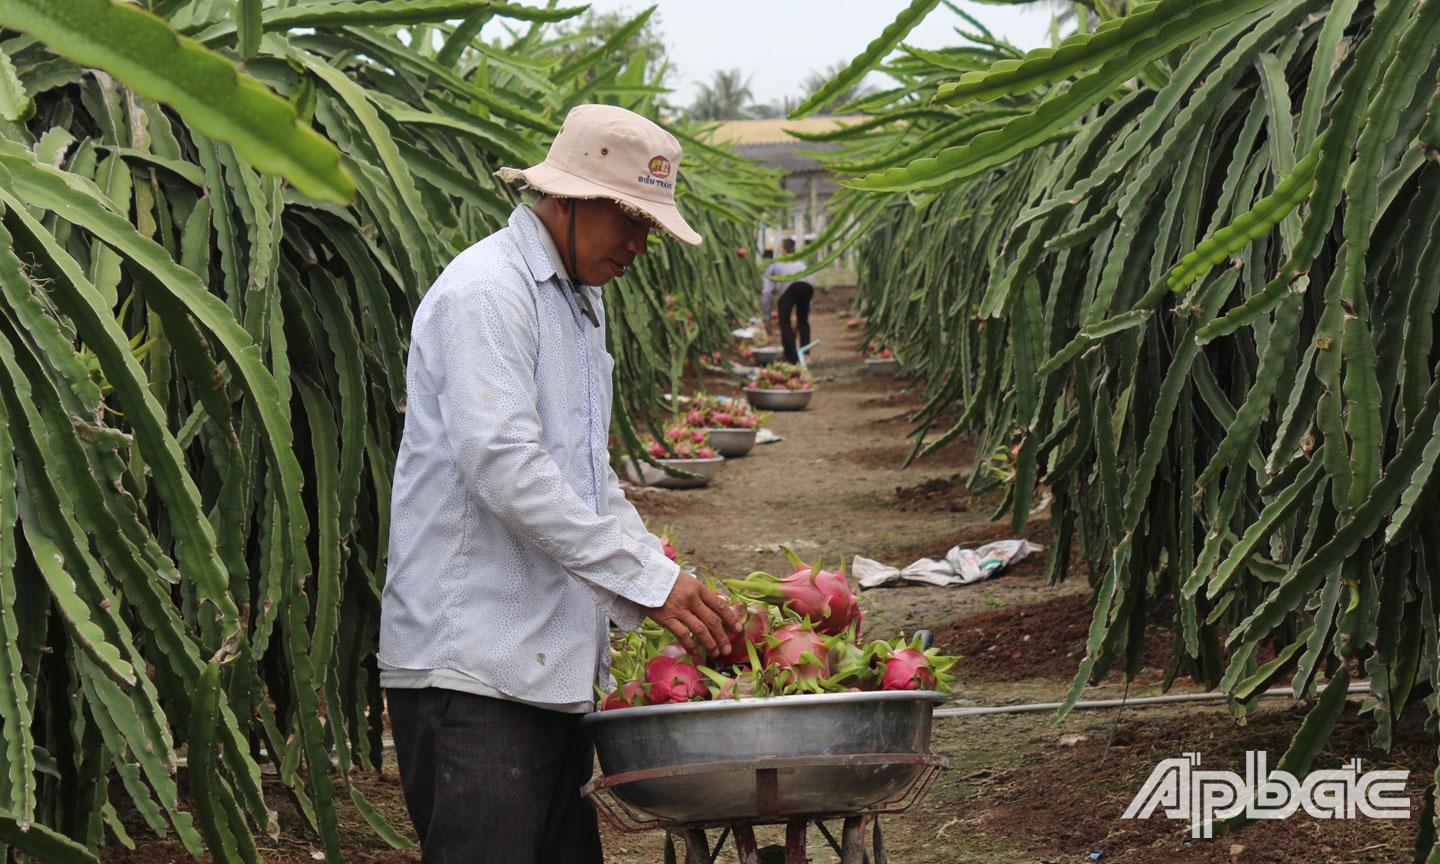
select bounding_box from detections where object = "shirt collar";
[514,204,573,285]
[510,204,600,328]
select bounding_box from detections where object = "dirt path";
[626,285,1071,641]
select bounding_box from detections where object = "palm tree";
[801,61,878,114]
[748,95,803,119]
[690,68,756,121]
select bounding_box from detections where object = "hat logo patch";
[648,156,672,178]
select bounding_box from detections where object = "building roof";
[737,139,841,174]
[704,115,867,145]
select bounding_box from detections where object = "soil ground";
[103,285,1435,863]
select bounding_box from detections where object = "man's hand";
[646,572,741,660]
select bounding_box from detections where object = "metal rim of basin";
[582,689,946,723]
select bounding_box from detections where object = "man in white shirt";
[760,238,814,363]
[379,104,739,863]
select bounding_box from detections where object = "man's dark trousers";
[387,688,604,863]
[777,281,814,365]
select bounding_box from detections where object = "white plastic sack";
[853,539,1044,589]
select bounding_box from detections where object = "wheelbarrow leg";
[839,815,869,864]
[785,818,808,863]
[676,828,710,864]
[872,817,887,864]
[732,823,761,864]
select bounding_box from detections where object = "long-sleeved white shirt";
[379,205,679,709]
[761,259,809,318]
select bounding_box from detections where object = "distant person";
[761,238,814,364]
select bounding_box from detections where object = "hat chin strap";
[566,202,600,328]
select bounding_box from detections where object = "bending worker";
[379,104,740,864]
[761,237,814,364]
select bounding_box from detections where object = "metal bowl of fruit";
[622,456,725,489]
[749,346,783,366]
[702,427,757,457]
[581,690,946,824]
[744,388,813,411]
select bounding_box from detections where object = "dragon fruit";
[712,411,734,427]
[713,600,774,665]
[648,442,667,458]
[880,649,936,690]
[600,681,646,710]
[661,535,677,561]
[764,622,832,682]
[725,548,861,636]
[685,410,706,426]
[878,637,957,692]
[643,655,707,704]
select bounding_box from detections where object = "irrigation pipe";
[932,682,1373,718]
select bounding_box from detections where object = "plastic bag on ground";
[853,539,1044,589]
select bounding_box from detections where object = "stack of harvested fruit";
[600,547,957,709]
[744,362,813,392]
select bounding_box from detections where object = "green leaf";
[933,0,1193,107]
[0,0,353,202]
[192,0,587,42]
[788,0,942,120]
[236,0,261,60]
[0,42,33,122]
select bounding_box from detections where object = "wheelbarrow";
[580,690,949,863]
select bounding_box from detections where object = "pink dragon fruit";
[764,622,831,681]
[658,642,688,660]
[726,549,861,636]
[685,410,706,427]
[696,447,717,459]
[664,426,685,441]
[712,411,734,427]
[644,655,707,704]
[601,681,646,710]
[662,536,677,561]
[648,442,667,458]
[880,649,936,691]
[714,601,773,665]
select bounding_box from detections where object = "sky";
[570,1,1060,110]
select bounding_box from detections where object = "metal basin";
[745,388,813,411]
[702,427,757,458]
[749,346,783,366]
[865,358,900,376]
[622,456,725,489]
[582,691,945,824]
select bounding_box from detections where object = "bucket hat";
[496,104,703,246]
